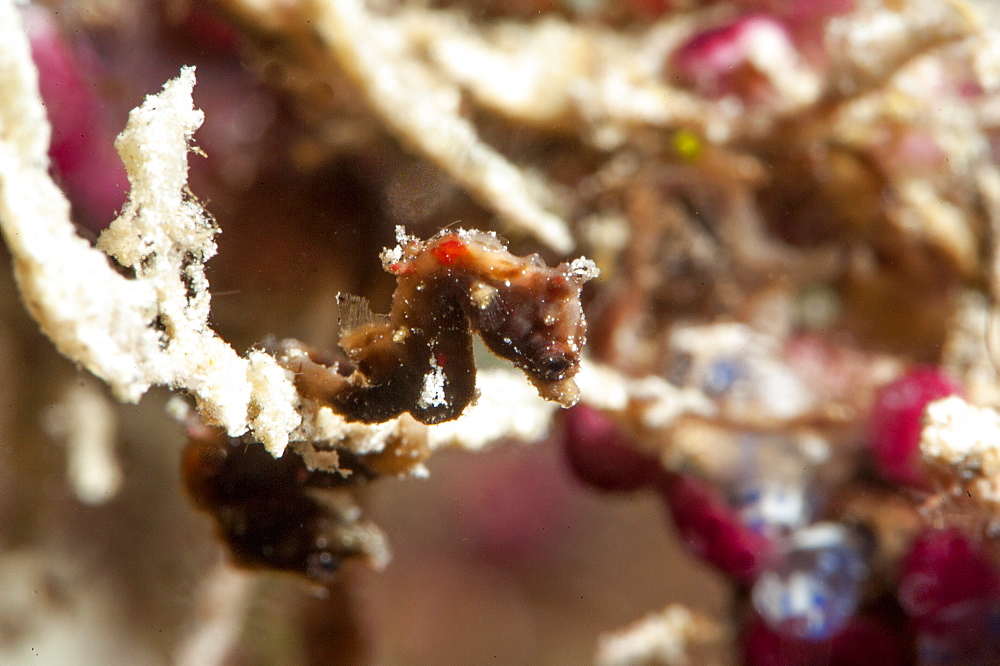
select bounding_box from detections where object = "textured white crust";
[0,44,299,454]
[922,396,1000,476]
[310,0,575,253]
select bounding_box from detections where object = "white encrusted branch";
[0,0,300,453]
[921,396,1000,477]
[595,604,726,666]
[308,0,574,253]
[0,69,300,454]
[919,394,1000,525]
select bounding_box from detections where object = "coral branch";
[173,562,255,666]
[0,0,48,165]
[0,45,298,454]
[595,604,726,666]
[309,0,575,253]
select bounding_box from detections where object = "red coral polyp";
[867,366,962,486]
[559,405,664,492]
[897,529,1000,637]
[660,473,776,583]
[670,14,794,101]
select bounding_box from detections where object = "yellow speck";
[673,129,702,162]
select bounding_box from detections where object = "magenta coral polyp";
[868,366,963,486]
[660,473,776,583]
[669,14,794,100]
[897,529,1000,637]
[24,6,126,230]
[559,404,664,492]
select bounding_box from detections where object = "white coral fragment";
[417,355,448,411]
[0,1,49,167]
[0,9,163,404]
[245,350,303,456]
[309,0,574,253]
[426,367,558,451]
[595,604,725,666]
[44,379,122,505]
[0,0,299,456]
[921,396,1000,476]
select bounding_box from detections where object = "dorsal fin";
[336,293,389,342]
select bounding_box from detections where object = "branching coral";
[0,60,301,456]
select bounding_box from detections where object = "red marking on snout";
[431,237,469,266]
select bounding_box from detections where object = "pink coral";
[897,529,1000,636]
[559,405,663,492]
[868,367,962,485]
[670,14,795,100]
[24,6,126,230]
[659,473,775,583]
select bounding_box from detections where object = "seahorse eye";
[535,351,574,381]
